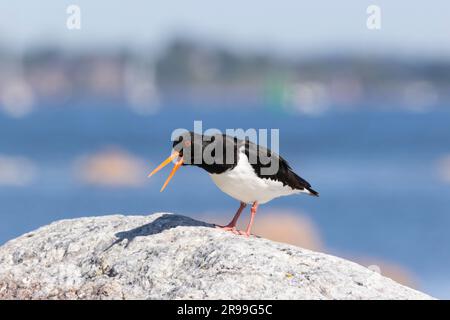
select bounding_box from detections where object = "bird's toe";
[215,225,236,232]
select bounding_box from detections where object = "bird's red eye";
[184,141,191,147]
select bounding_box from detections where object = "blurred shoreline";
[1,38,449,118]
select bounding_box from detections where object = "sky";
[0,1,449,58]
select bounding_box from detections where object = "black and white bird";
[149,131,318,236]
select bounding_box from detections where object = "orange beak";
[148,151,184,192]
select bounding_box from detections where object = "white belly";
[209,152,300,204]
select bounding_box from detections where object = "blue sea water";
[0,102,449,298]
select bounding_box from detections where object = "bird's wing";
[238,138,317,194]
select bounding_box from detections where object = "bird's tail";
[305,187,319,197]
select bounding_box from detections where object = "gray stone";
[0,213,433,299]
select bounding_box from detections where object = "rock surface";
[0,213,432,299]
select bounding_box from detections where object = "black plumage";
[173,131,318,196]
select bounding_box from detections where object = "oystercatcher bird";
[149,131,318,236]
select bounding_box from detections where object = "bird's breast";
[209,151,299,204]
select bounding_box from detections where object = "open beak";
[148,151,184,192]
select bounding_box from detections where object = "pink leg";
[216,202,247,231]
[237,201,258,237]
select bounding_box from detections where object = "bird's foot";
[231,229,250,237]
[215,225,251,237]
[215,224,237,232]
[215,225,250,236]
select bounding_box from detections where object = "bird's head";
[171,131,206,164]
[148,131,211,191]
